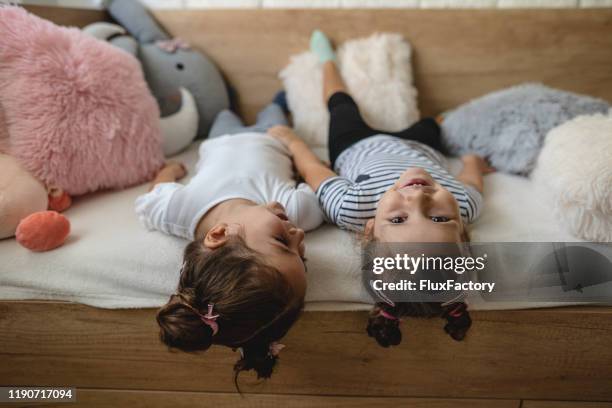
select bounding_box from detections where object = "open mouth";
[402,178,431,188]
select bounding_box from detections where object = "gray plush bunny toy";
[84,0,230,156]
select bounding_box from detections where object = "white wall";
[12,0,612,9]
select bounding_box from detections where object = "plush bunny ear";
[108,0,169,44]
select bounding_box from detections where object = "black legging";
[327,92,443,168]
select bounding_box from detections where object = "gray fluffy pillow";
[441,83,610,175]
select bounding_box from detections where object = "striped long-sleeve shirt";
[316,135,483,232]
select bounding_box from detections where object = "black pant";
[327,92,443,168]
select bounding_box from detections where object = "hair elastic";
[269,342,285,357]
[180,301,220,336]
[448,304,465,318]
[200,303,220,335]
[378,309,399,321]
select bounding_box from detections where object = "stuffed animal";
[0,154,70,251]
[532,113,612,242]
[83,0,230,156]
[0,154,49,239]
[0,6,164,250]
[440,83,610,175]
[281,33,418,150]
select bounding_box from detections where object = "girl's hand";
[160,162,187,180]
[149,162,187,191]
[461,154,495,175]
[268,125,303,151]
[269,125,337,191]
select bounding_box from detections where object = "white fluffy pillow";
[532,113,612,242]
[280,33,419,149]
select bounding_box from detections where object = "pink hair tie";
[200,303,220,336]
[378,309,399,321]
[448,304,465,318]
[269,342,285,357]
[180,300,220,336]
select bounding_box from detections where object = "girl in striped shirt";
[268,30,495,347]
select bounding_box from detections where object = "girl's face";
[232,202,307,298]
[368,167,464,243]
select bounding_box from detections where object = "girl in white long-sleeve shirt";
[135,97,323,382]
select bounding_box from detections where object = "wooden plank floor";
[1,301,612,402]
[7,389,612,407]
[523,402,612,408]
[9,389,522,408]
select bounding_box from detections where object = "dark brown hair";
[366,301,472,347]
[363,225,472,347]
[156,236,303,384]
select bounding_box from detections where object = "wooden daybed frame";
[1,6,612,407]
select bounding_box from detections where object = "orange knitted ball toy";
[15,211,70,252]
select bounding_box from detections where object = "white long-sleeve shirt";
[135,133,324,240]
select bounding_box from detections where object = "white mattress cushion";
[1,140,596,311]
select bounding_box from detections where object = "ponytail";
[234,343,278,382]
[442,302,472,341]
[157,237,304,385]
[366,304,402,348]
[366,301,471,347]
[156,293,215,352]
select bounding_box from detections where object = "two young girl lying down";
[135,30,494,380]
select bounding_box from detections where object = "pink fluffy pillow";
[0,7,164,195]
